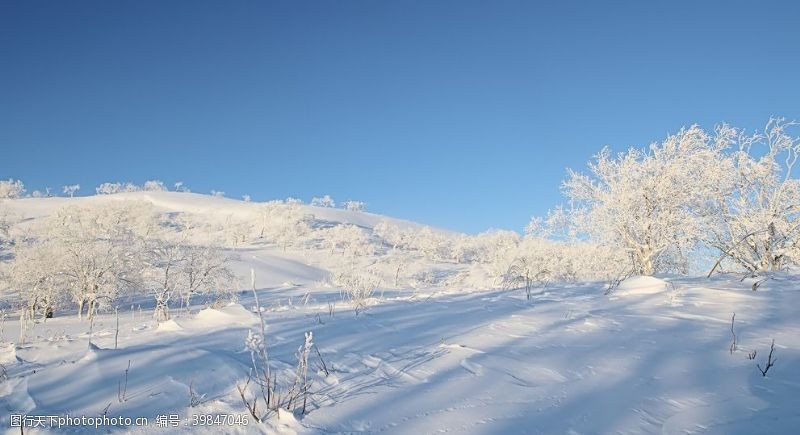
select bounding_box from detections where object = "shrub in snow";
[331,270,379,315]
[174,181,190,192]
[0,179,25,199]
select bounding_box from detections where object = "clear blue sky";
[1,1,798,233]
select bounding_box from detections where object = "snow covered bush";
[0,179,25,199]
[331,270,379,315]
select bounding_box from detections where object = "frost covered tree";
[260,202,314,250]
[34,203,155,319]
[96,182,122,195]
[0,179,25,199]
[322,224,372,257]
[342,200,366,212]
[7,239,66,319]
[143,180,167,191]
[374,220,410,250]
[563,125,732,275]
[180,245,235,310]
[142,236,188,322]
[174,181,190,192]
[62,184,80,197]
[311,195,335,208]
[705,119,800,274]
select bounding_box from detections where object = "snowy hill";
[1,191,429,232]
[0,194,798,434]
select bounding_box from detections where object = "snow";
[0,193,798,434]
[615,275,670,295]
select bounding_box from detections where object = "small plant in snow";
[503,257,550,300]
[189,379,205,407]
[332,271,378,316]
[118,360,131,403]
[285,332,313,414]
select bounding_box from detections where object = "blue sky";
[1,1,798,233]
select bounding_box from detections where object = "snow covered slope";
[0,194,798,434]
[0,191,428,232]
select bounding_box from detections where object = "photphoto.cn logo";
[10,414,149,429]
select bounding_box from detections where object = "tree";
[322,224,372,257]
[343,200,366,212]
[143,180,167,191]
[142,237,188,322]
[311,195,335,208]
[180,245,235,310]
[562,125,732,275]
[62,184,80,197]
[96,182,122,195]
[42,203,155,319]
[705,119,800,275]
[0,179,25,199]
[7,238,66,319]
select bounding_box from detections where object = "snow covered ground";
[1,194,798,434]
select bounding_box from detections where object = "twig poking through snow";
[729,313,737,354]
[118,360,131,402]
[757,339,777,377]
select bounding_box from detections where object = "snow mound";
[615,276,669,296]
[192,304,258,328]
[0,343,17,364]
[156,319,184,331]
